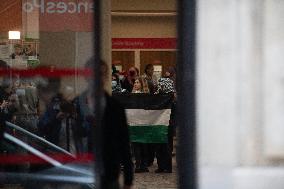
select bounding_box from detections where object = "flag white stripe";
[125,109,171,126]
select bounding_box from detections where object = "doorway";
[112,51,135,73]
[140,51,176,78]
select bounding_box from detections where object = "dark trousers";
[168,122,174,154]
[169,102,176,153]
[101,179,120,189]
[156,143,172,171]
[132,142,148,169]
[147,143,156,165]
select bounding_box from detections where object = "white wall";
[197,0,239,167]
[197,0,284,188]
[263,0,284,159]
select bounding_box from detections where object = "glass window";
[1,1,96,188]
[1,1,179,189]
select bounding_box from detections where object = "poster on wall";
[11,43,27,69]
[0,44,10,59]
[0,41,39,69]
[11,42,40,69]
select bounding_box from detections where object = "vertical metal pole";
[93,0,104,188]
[177,0,198,189]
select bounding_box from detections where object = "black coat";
[97,94,134,186]
[121,77,134,93]
[0,88,13,139]
[77,93,133,186]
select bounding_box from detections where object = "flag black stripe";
[113,93,173,110]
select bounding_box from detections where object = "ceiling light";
[8,31,21,39]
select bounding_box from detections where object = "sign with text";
[23,0,94,32]
[112,38,177,49]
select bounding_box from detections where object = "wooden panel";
[0,0,22,32]
[112,51,135,72]
[111,0,176,11]
[112,16,177,38]
[140,51,176,76]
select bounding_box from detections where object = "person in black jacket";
[75,58,134,189]
[121,67,139,93]
[37,77,84,154]
[0,60,14,135]
[102,93,133,189]
[0,61,17,162]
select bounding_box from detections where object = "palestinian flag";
[113,94,173,143]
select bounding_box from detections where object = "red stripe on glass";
[0,68,92,77]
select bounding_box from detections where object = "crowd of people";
[0,60,38,132]
[111,63,177,174]
[0,59,134,189]
[0,59,176,181]
[111,63,176,96]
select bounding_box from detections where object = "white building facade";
[197,0,284,188]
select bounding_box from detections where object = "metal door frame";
[93,1,197,188]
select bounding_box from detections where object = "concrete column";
[198,1,239,187]
[235,0,284,165]
[198,0,239,167]
[262,0,284,159]
[74,0,111,94]
[134,50,140,70]
[230,0,284,182]
[22,0,39,39]
[237,0,265,166]
[198,0,284,188]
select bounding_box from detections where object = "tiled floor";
[132,157,177,189]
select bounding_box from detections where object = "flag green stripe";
[129,125,168,143]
